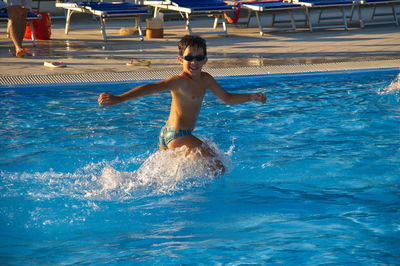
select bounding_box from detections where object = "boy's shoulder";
[200,71,216,84]
[169,71,215,86]
[201,71,213,78]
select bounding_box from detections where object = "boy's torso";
[166,72,209,130]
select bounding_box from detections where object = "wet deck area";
[1,16,400,78]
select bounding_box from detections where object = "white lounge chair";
[241,0,303,35]
[55,2,149,41]
[143,0,234,35]
[290,0,354,31]
[350,0,400,27]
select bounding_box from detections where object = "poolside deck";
[0,16,399,80]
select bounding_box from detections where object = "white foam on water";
[1,140,234,202]
[88,140,233,200]
[379,73,400,95]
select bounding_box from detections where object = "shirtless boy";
[98,35,266,173]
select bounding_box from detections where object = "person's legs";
[168,134,225,175]
[7,5,29,58]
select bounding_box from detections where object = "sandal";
[44,61,67,68]
[126,59,151,67]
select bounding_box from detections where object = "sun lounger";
[143,0,234,35]
[290,0,354,31]
[350,0,400,27]
[55,2,149,41]
[241,0,303,35]
[0,9,41,46]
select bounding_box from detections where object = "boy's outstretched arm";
[206,74,266,104]
[98,77,178,106]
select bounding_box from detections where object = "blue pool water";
[1,70,400,264]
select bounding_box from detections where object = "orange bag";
[24,12,51,40]
[225,2,241,24]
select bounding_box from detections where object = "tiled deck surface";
[1,16,399,82]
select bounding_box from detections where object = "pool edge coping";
[1,59,399,87]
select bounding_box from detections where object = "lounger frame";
[291,0,354,31]
[0,11,41,46]
[143,0,233,35]
[55,2,148,41]
[242,2,304,35]
[350,0,400,27]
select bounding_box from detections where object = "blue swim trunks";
[159,124,192,149]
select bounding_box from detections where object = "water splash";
[379,73,400,95]
[0,141,233,202]
[89,141,233,200]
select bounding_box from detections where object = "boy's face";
[178,45,207,77]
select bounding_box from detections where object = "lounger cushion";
[299,0,353,5]
[80,2,143,10]
[245,2,302,8]
[77,2,148,16]
[172,0,228,7]
[170,0,233,10]
[361,0,398,2]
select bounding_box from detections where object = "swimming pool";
[1,69,399,264]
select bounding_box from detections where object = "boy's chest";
[178,84,206,102]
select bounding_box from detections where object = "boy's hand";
[252,92,267,104]
[98,92,121,106]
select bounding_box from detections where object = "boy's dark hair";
[178,35,207,56]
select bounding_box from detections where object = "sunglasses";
[181,55,206,62]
